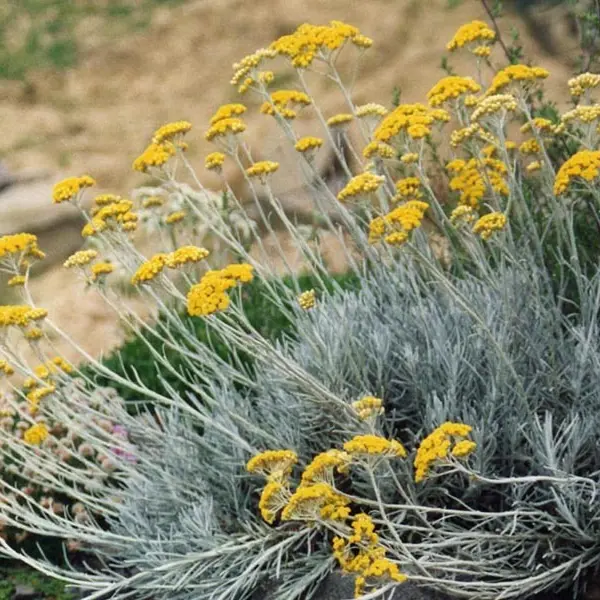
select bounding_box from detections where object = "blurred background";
[0,0,585,363]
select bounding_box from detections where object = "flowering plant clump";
[1,13,600,600]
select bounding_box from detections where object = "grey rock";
[12,584,40,600]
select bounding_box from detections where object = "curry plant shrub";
[0,16,599,600]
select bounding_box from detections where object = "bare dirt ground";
[0,0,582,368]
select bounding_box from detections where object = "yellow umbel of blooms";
[7,275,26,287]
[23,423,49,446]
[52,175,95,203]
[394,177,422,199]
[165,211,186,225]
[93,193,121,206]
[427,76,482,107]
[368,200,429,245]
[260,90,311,119]
[519,138,541,155]
[205,152,226,171]
[301,449,350,486]
[90,262,114,282]
[337,172,385,202]
[0,233,43,261]
[351,396,384,421]
[298,289,316,310]
[447,158,508,207]
[561,105,600,125]
[246,161,280,179]
[231,48,277,88]
[356,103,388,118]
[363,141,395,159]
[270,21,362,68]
[295,136,324,153]
[205,118,247,142]
[554,150,600,195]
[258,481,290,524]
[400,152,419,164]
[210,104,247,125]
[486,64,549,95]
[132,142,176,172]
[166,246,210,268]
[373,103,449,143]
[152,121,192,144]
[0,360,14,376]
[0,306,47,328]
[187,263,254,317]
[131,254,170,285]
[568,72,600,97]
[473,212,507,240]
[344,434,406,458]
[246,449,298,481]
[447,20,495,51]
[281,482,350,522]
[327,113,354,128]
[63,250,98,269]
[450,205,477,226]
[520,117,556,134]
[414,422,475,482]
[471,94,518,121]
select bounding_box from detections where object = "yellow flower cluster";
[187,263,254,316]
[247,449,298,480]
[295,136,324,153]
[132,142,177,173]
[205,118,247,142]
[0,233,44,262]
[142,196,164,208]
[519,138,541,155]
[427,76,481,107]
[450,124,483,148]
[210,104,247,126]
[363,141,395,159]
[351,396,383,421]
[52,175,95,204]
[152,121,192,144]
[447,20,495,51]
[260,90,311,120]
[447,158,508,207]
[337,172,385,202]
[527,160,542,173]
[473,211,507,240]
[520,117,557,134]
[246,161,280,179]
[327,113,354,128]
[300,449,350,485]
[400,152,419,164]
[486,64,549,95]
[553,150,600,195]
[231,48,277,91]
[90,262,114,282]
[23,423,49,446]
[205,152,226,171]
[270,21,367,69]
[343,434,406,458]
[568,72,600,97]
[165,211,186,225]
[450,204,476,226]
[131,246,209,285]
[471,94,517,121]
[368,200,429,245]
[414,422,475,482]
[7,275,25,287]
[281,482,350,522]
[561,105,600,125]
[355,103,388,118]
[373,103,449,143]
[26,385,56,414]
[0,360,14,376]
[258,481,290,524]
[93,193,121,206]
[333,513,407,598]
[0,306,47,328]
[298,289,316,310]
[24,356,73,391]
[83,200,138,236]
[395,177,422,199]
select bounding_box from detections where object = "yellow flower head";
[343,434,406,458]
[210,104,247,125]
[298,289,316,310]
[0,306,47,328]
[90,262,114,281]
[246,449,298,480]
[166,246,210,268]
[473,211,507,240]
[395,177,422,199]
[281,482,350,522]
[327,113,354,128]
[93,193,121,206]
[355,103,388,119]
[0,233,42,262]
[369,200,429,245]
[471,94,517,121]
[487,64,549,95]
[295,136,324,154]
[260,90,311,119]
[142,196,165,208]
[165,211,186,225]
[7,275,26,287]
[258,481,290,524]
[373,103,445,143]
[301,449,350,485]
[363,141,395,159]
[400,152,419,164]
[427,76,482,107]
[0,360,14,376]
[337,172,385,202]
[246,161,280,179]
[448,158,508,207]
[561,105,600,125]
[447,20,495,51]
[231,48,277,88]
[450,205,476,226]
[205,118,247,142]
[132,142,176,172]
[152,120,192,144]
[554,150,600,195]
[351,396,383,421]
[568,72,600,97]
[23,423,49,446]
[519,138,541,155]
[131,253,170,285]
[63,249,98,269]
[52,175,95,204]
[205,152,226,171]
